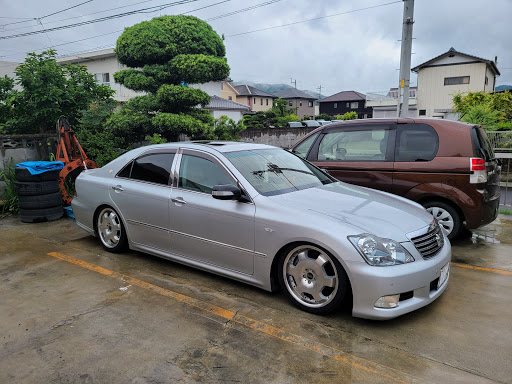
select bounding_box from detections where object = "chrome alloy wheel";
[427,206,454,236]
[282,245,339,308]
[97,207,123,249]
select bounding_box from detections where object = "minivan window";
[316,128,391,161]
[396,124,438,162]
[293,132,319,158]
[472,126,494,161]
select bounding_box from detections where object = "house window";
[334,103,338,109]
[289,101,293,106]
[444,76,470,85]
[300,101,303,106]
[419,109,426,116]
[308,101,313,107]
[254,98,256,104]
[261,98,263,105]
[94,73,110,84]
[266,99,269,106]
[485,76,489,85]
[228,96,232,100]
[346,102,350,108]
[350,102,358,109]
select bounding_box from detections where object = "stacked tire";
[14,167,63,223]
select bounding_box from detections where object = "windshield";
[226,148,334,196]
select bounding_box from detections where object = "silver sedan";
[72,141,451,319]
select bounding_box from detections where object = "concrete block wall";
[240,127,316,148]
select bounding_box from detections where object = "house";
[366,87,418,118]
[233,85,276,112]
[411,47,500,119]
[221,79,239,101]
[56,48,141,102]
[319,91,372,119]
[273,88,316,118]
[204,95,251,122]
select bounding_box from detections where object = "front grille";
[411,221,444,259]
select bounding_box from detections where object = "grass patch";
[500,209,512,215]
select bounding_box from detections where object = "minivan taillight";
[470,157,487,183]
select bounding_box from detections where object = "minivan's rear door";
[306,122,396,192]
[471,126,501,220]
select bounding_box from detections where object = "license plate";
[438,263,450,289]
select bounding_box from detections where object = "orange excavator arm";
[55,117,98,205]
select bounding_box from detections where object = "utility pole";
[397,0,414,117]
[317,85,322,99]
[291,78,297,89]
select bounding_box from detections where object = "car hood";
[267,182,433,240]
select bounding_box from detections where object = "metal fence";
[487,131,512,152]
[488,131,512,208]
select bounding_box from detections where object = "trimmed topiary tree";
[107,15,230,143]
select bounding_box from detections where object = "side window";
[316,128,391,161]
[179,155,235,194]
[116,153,174,185]
[396,124,439,162]
[293,132,319,159]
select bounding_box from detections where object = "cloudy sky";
[1,0,511,96]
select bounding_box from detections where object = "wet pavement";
[1,214,511,384]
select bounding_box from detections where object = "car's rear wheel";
[96,207,127,253]
[423,201,461,240]
[278,244,347,315]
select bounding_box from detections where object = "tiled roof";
[273,88,316,100]
[319,91,366,103]
[235,85,276,98]
[411,47,500,75]
[205,95,251,111]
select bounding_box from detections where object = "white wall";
[211,110,243,122]
[190,81,222,97]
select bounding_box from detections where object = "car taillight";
[470,157,487,183]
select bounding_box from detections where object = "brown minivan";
[291,118,501,239]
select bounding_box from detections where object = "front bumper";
[348,240,451,320]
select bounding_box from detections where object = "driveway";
[1,214,511,383]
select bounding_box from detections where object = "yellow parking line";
[47,251,414,384]
[451,263,512,275]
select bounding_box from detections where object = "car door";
[168,149,256,275]
[307,123,396,192]
[391,123,440,198]
[110,150,175,251]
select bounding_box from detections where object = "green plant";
[213,116,246,141]
[460,105,503,131]
[341,111,357,120]
[0,50,114,134]
[499,209,512,215]
[145,133,168,144]
[0,159,19,215]
[107,15,229,144]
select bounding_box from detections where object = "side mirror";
[212,184,242,201]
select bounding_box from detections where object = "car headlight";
[348,234,414,266]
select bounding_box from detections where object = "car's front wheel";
[96,207,127,253]
[278,244,347,315]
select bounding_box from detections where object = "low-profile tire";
[14,181,59,196]
[423,201,462,240]
[15,167,60,182]
[278,244,347,315]
[96,207,127,253]
[20,206,63,223]
[18,192,63,210]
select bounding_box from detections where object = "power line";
[205,0,281,22]
[0,0,201,40]
[225,1,402,38]
[0,0,94,28]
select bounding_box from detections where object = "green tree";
[242,98,299,129]
[213,116,246,140]
[0,50,114,134]
[107,15,230,144]
[341,111,357,120]
[453,91,512,130]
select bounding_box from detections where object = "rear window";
[471,126,494,161]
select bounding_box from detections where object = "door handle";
[112,185,124,192]
[171,197,186,205]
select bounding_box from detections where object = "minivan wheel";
[423,201,461,240]
[278,244,347,315]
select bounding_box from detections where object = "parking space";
[1,215,511,383]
